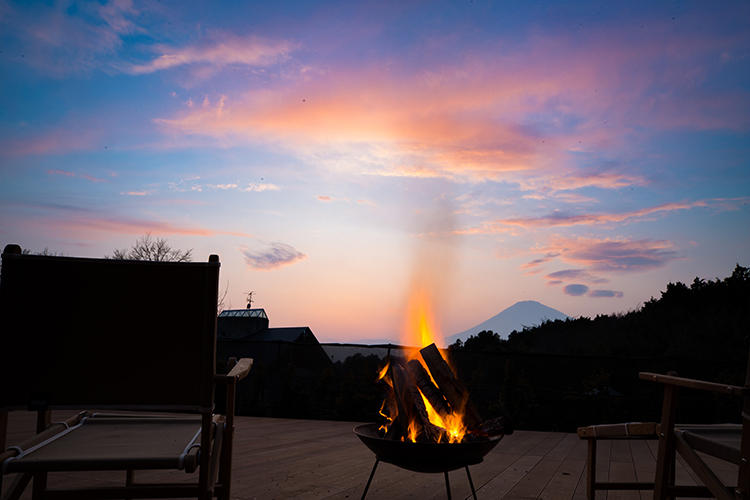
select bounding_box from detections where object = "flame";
[377,361,395,434]
[402,287,444,355]
[377,361,390,383]
[419,389,467,443]
[406,419,419,443]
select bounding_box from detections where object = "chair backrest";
[0,245,220,413]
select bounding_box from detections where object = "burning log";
[406,359,451,420]
[390,363,444,442]
[419,343,482,430]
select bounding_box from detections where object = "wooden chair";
[641,364,750,500]
[577,421,660,499]
[0,244,252,500]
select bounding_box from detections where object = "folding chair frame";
[0,245,252,500]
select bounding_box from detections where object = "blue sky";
[1,0,748,343]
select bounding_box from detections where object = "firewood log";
[406,359,452,420]
[391,362,444,442]
[419,343,482,429]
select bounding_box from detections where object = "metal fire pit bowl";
[354,423,503,499]
[354,423,502,473]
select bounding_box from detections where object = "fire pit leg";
[360,458,379,500]
[444,471,452,500]
[465,466,478,500]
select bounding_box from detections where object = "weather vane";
[246,291,255,309]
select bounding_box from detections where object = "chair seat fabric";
[4,416,203,473]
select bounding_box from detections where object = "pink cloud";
[4,126,103,156]
[129,34,295,75]
[13,204,252,239]
[499,201,709,229]
[47,169,106,183]
[460,198,746,235]
[517,171,647,194]
[545,236,680,273]
[546,269,608,284]
[57,216,251,238]
[317,195,332,202]
[151,23,749,190]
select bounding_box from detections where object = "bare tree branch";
[107,233,192,262]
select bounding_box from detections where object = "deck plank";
[2,412,742,499]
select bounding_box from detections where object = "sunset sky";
[1,1,748,343]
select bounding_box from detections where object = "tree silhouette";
[109,233,192,262]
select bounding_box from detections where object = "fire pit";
[353,343,510,499]
[354,423,501,499]
[354,423,502,473]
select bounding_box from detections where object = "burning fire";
[377,286,472,444]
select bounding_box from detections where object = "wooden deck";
[2,412,737,499]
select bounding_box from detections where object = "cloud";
[517,171,647,194]
[2,124,104,157]
[520,252,561,270]
[47,169,106,183]
[317,195,332,202]
[0,0,138,76]
[564,284,589,296]
[152,22,750,191]
[242,242,306,270]
[56,215,250,238]
[460,198,748,235]
[5,201,251,238]
[128,34,295,75]
[500,201,708,229]
[547,236,680,272]
[244,183,280,192]
[546,269,608,284]
[589,289,624,298]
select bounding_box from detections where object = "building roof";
[250,327,313,343]
[219,308,268,319]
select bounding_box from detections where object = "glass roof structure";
[218,308,268,319]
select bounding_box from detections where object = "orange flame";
[406,419,419,443]
[403,287,444,349]
[419,389,467,443]
[377,361,391,384]
[377,399,393,434]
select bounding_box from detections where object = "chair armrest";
[216,358,253,383]
[578,422,658,439]
[227,358,253,380]
[639,372,746,397]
